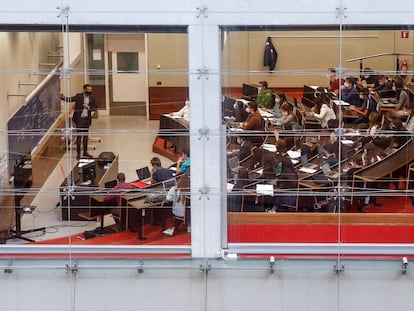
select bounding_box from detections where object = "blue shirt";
[180,158,191,174]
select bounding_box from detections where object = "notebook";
[228,156,243,173]
[320,163,339,179]
[136,166,151,183]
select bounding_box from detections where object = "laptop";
[300,154,319,170]
[136,166,151,183]
[228,156,244,173]
[162,178,176,192]
[320,163,339,179]
[104,179,118,189]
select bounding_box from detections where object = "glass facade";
[1,1,414,310]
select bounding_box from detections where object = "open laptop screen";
[136,166,151,181]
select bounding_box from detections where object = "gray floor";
[8,115,174,244]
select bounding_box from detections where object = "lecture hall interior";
[1,1,414,311]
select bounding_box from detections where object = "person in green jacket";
[256,80,274,109]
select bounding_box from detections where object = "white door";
[107,34,147,115]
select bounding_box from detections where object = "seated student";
[374,75,395,98]
[150,157,173,184]
[390,77,410,119]
[360,112,386,148]
[227,168,250,212]
[235,135,253,162]
[280,102,299,129]
[261,152,279,180]
[341,76,362,107]
[264,92,285,119]
[239,101,265,146]
[322,143,338,166]
[358,67,379,89]
[104,172,136,230]
[256,80,274,109]
[327,67,342,96]
[104,172,136,204]
[268,154,298,212]
[350,87,378,125]
[176,148,190,175]
[163,174,190,236]
[231,100,249,122]
[310,92,336,128]
[274,129,295,153]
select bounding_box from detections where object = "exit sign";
[401,31,409,39]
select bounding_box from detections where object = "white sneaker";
[162,228,175,236]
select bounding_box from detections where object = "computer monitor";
[82,161,96,181]
[242,83,259,99]
[104,179,118,189]
[223,96,236,118]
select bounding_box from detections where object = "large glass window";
[0,30,190,251]
[223,27,414,245]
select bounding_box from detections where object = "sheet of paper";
[263,144,277,152]
[256,184,273,196]
[287,150,301,159]
[299,167,318,174]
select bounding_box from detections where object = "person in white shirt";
[310,94,336,128]
[170,99,190,121]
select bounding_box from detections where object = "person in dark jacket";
[61,84,96,160]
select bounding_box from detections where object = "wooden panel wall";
[149,87,188,120]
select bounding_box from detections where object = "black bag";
[98,151,115,166]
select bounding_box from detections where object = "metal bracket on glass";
[333,263,345,275]
[65,259,78,274]
[4,260,13,274]
[402,257,408,275]
[56,5,70,18]
[269,256,276,274]
[198,185,211,200]
[137,259,144,274]
[199,262,211,274]
[335,6,347,18]
[60,67,72,77]
[198,126,210,140]
[196,67,209,80]
[196,6,208,18]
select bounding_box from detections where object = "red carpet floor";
[35,223,191,246]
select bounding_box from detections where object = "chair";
[279,183,300,212]
[250,146,263,169]
[172,195,190,232]
[239,153,254,171]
